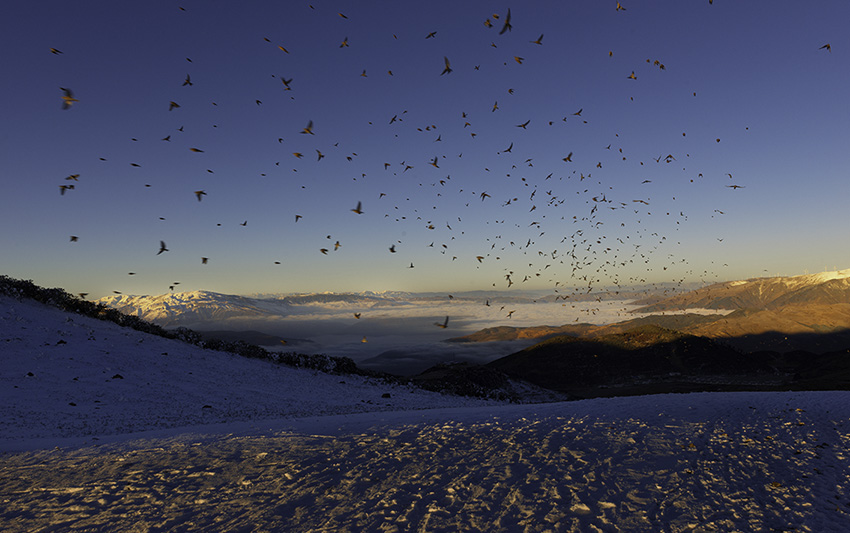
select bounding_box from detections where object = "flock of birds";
[49,4,835,331]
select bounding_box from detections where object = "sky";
[2,0,848,300]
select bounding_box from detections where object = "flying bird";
[820,43,831,52]
[60,87,78,109]
[50,47,63,54]
[301,120,314,135]
[351,201,363,214]
[530,34,544,45]
[157,241,169,255]
[499,8,512,34]
[435,316,449,328]
[194,190,207,201]
[627,71,637,80]
[169,101,180,110]
[183,74,192,86]
[441,56,452,75]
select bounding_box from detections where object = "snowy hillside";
[0,294,497,450]
[2,292,850,531]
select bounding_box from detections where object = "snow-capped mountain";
[633,268,850,312]
[97,291,288,326]
[95,290,413,326]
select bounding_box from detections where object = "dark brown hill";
[633,270,850,313]
[487,325,775,398]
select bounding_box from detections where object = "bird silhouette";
[351,201,363,214]
[60,88,78,109]
[435,316,449,328]
[157,241,169,255]
[441,56,452,75]
[499,8,512,34]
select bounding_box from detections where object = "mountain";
[487,325,772,397]
[95,290,411,326]
[632,269,850,312]
[97,291,289,326]
[485,324,850,399]
[452,269,850,354]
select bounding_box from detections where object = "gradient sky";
[2,1,848,299]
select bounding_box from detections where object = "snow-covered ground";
[2,295,850,531]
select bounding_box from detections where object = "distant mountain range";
[631,269,850,312]
[7,273,850,402]
[451,269,850,353]
[95,288,662,328]
[96,290,416,326]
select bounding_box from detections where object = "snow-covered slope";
[0,294,497,449]
[2,294,850,532]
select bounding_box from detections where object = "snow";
[2,295,850,531]
[798,269,850,285]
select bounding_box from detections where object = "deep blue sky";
[2,1,848,299]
